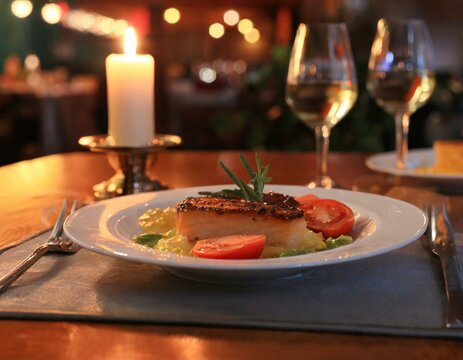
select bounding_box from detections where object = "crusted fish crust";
[175,195,307,247]
[176,196,303,221]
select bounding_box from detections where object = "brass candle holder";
[79,134,182,201]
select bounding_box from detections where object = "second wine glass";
[286,23,358,189]
[367,18,435,169]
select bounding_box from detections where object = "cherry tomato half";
[295,194,319,210]
[300,198,354,238]
[192,234,266,260]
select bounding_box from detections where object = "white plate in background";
[366,149,463,180]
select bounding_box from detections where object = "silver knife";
[426,204,463,328]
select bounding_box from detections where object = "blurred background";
[1,0,462,165]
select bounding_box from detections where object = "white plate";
[366,149,463,182]
[63,185,427,284]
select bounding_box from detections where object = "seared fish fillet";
[176,196,307,248]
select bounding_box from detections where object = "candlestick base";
[79,134,182,201]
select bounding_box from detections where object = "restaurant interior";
[1,1,463,358]
[1,0,462,165]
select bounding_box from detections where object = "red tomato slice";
[301,199,354,238]
[192,234,266,260]
[295,194,319,210]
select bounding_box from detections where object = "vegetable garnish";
[191,234,266,259]
[199,153,272,202]
[298,198,355,238]
[133,233,164,247]
[133,153,357,260]
[325,235,353,249]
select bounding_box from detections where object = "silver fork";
[424,203,463,328]
[0,199,80,293]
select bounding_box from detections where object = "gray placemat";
[0,232,462,338]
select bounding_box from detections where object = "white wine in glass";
[367,19,435,169]
[286,23,358,188]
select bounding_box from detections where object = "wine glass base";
[307,176,342,189]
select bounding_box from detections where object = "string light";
[223,10,239,26]
[11,1,260,45]
[24,54,40,71]
[11,0,33,19]
[97,17,116,35]
[164,7,181,24]
[41,3,62,25]
[209,23,225,39]
[244,28,260,43]
[238,19,253,34]
[199,67,217,83]
[62,9,129,38]
[113,19,129,37]
[233,60,247,74]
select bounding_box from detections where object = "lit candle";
[106,27,154,146]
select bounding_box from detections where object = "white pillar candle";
[106,27,154,146]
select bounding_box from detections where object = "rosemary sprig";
[199,153,272,202]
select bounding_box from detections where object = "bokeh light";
[223,10,239,26]
[62,9,128,38]
[238,19,253,34]
[244,28,260,43]
[113,19,129,37]
[209,23,225,39]
[233,60,247,74]
[24,54,40,71]
[11,0,33,19]
[164,8,181,24]
[81,13,96,31]
[199,67,217,83]
[41,3,62,25]
[98,17,116,35]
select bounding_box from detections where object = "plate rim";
[63,185,427,271]
[366,148,462,180]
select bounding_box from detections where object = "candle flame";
[124,27,137,56]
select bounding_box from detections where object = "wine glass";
[367,18,435,169]
[286,23,358,189]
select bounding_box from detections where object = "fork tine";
[440,204,452,231]
[423,204,432,233]
[50,199,67,239]
[430,204,438,244]
[423,203,439,251]
[70,199,78,214]
[439,203,455,248]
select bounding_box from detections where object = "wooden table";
[0,151,462,359]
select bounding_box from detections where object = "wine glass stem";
[315,125,331,182]
[394,112,410,169]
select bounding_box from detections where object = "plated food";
[63,184,427,283]
[366,148,463,184]
[414,140,463,175]
[133,154,355,259]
